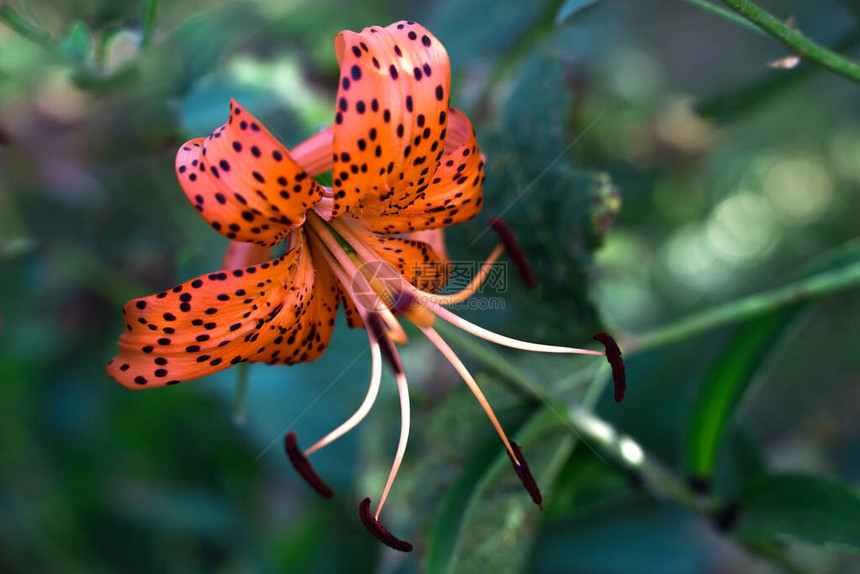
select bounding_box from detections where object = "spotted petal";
[350,108,484,234]
[330,21,451,217]
[357,229,449,293]
[107,235,316,389]
[247,239,339,365]
[176,99,326,247]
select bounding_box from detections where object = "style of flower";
[107,20,625,552]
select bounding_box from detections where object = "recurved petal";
[350,108,483,234]
[176,99,326,247]
[221,241,273,270]
[330,21,451,217]
[247,238,339,365]
[358,230,449,293]
[106,235,315,389]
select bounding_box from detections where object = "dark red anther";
[284,432,333,499]
[593,332,626,402]
[506,440,543,510]
[366,312,404,375]
[358,497,413,552]
[488,217,537,288]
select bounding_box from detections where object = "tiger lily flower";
[106,21,624,552]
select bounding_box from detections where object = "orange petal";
[351,108,483,234]
[290,126,334,177]
[106,235,315,389]
[338,284,366,329]
[176,99,325,247]
[247,238,339,364]
[330,21,451,217]
[358,230,449,293]
[221,241,273,269]
[407,228,449,262]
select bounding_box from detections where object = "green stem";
[718,0,860,85]
[679,0,764,35]
[142,0,160,49]
[623,261,860,353]
[440,321,812,573]
[233,363,250,426]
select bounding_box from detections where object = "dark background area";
[1,0,859,572]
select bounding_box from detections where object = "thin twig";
[623,261,860,353]
[718,0,860,85]
[679,0,764,35]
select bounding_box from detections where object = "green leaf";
[736,473,860,553]
[684,240,860,479]
[555,0,604,25]
[60,21,92,60]
[425,406,574,574]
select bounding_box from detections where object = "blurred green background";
[2,0,860,572]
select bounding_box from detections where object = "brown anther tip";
[284,432,334,499]
[593,332,626,402]
[506,441,543,510]
[358,497,413,552]
[488,216,538,289]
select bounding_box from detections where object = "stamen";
[416,244,505,306]
[419,326,517,461]
[592,332,626,402]
[366,313,404,375]
[427,302,605,356]
[303,334,383,456]
[488,217,537,288]
[284,432,334,499]
[374,368,410,520]
[308,215,408,343]
[420,327,544,506]
[359,497,413,552]
[506,440,543,510]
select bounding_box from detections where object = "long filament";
[427,302,605,356]
[304,336,382,456]
[307,215,407,343]
[419,244,504,305]
[375,368,411,520]
[419,326,517,461]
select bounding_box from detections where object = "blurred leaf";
[684,313,798,480]
[555,0,604,25]
[481,51,611,340]
[736,473,860,553]
[426,405,574,574]
[685,240,860,480]
[141,3,265,98]
[697,30,860,122]
[545,445,632,518]
[60,22,92,60]
[427,0,551,63]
